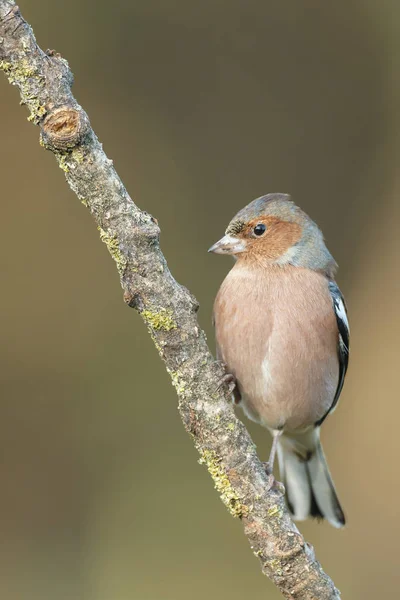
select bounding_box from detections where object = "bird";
[209,193,349,528]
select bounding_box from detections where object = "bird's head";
[208,193,336,274]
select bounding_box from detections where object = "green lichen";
[52,148,84,175]
[6,58,36,81]
[58,154,69,173]
[227,422,235,431]
[169,371,186,396]
[72,147,84,163]
[152,337,165,358]
[267,505,283,519]
[0,61,12,72]
[0,59,47,124]
[141,308,176,331]
[26,97,46,122]
[265,558,283,576]
[98,227,128,275]
[199,450,248,518]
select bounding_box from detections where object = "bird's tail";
[277,428,345,528]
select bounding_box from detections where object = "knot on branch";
[40,106,88,151]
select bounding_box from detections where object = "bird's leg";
[263,430,285,494]
[265,429,281,473]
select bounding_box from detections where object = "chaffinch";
[209,193,349,528]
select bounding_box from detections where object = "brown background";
[0,1,399,598]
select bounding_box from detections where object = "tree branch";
[0,3,341,598]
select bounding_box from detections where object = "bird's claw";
[215,361,237,395]
[218,372,236,394]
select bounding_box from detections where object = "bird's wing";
[316,281,350,425]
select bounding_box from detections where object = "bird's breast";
[213,263,339,431]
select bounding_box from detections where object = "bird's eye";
[253,223,266,236]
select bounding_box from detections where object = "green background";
[1,1,398,598]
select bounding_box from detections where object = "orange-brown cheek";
[244,218,302,260]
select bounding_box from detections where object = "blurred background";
[0,1,398,598]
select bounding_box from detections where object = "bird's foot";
[219,372,236,394]
[262,462,286,495]
[215,362,237,396]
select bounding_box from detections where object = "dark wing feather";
[316,281,350,426]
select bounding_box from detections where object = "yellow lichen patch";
[98,227,128,275]
[169,371,186,396]
[199,450,248,518]
[141,308,176,331]
[0,61,12,72]
[0,59,47,124]
[27,99,46,122]
[52,148,84,175]
[58,154,70,173]
[227,422,235,431]
[71,147,84,163]
[264,558,283,576]
[7,58,36,82]
[0,59,35,81]
[267,505,283,519]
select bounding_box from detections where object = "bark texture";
[0,2,341,598]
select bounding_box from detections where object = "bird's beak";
[208,234,246,255]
